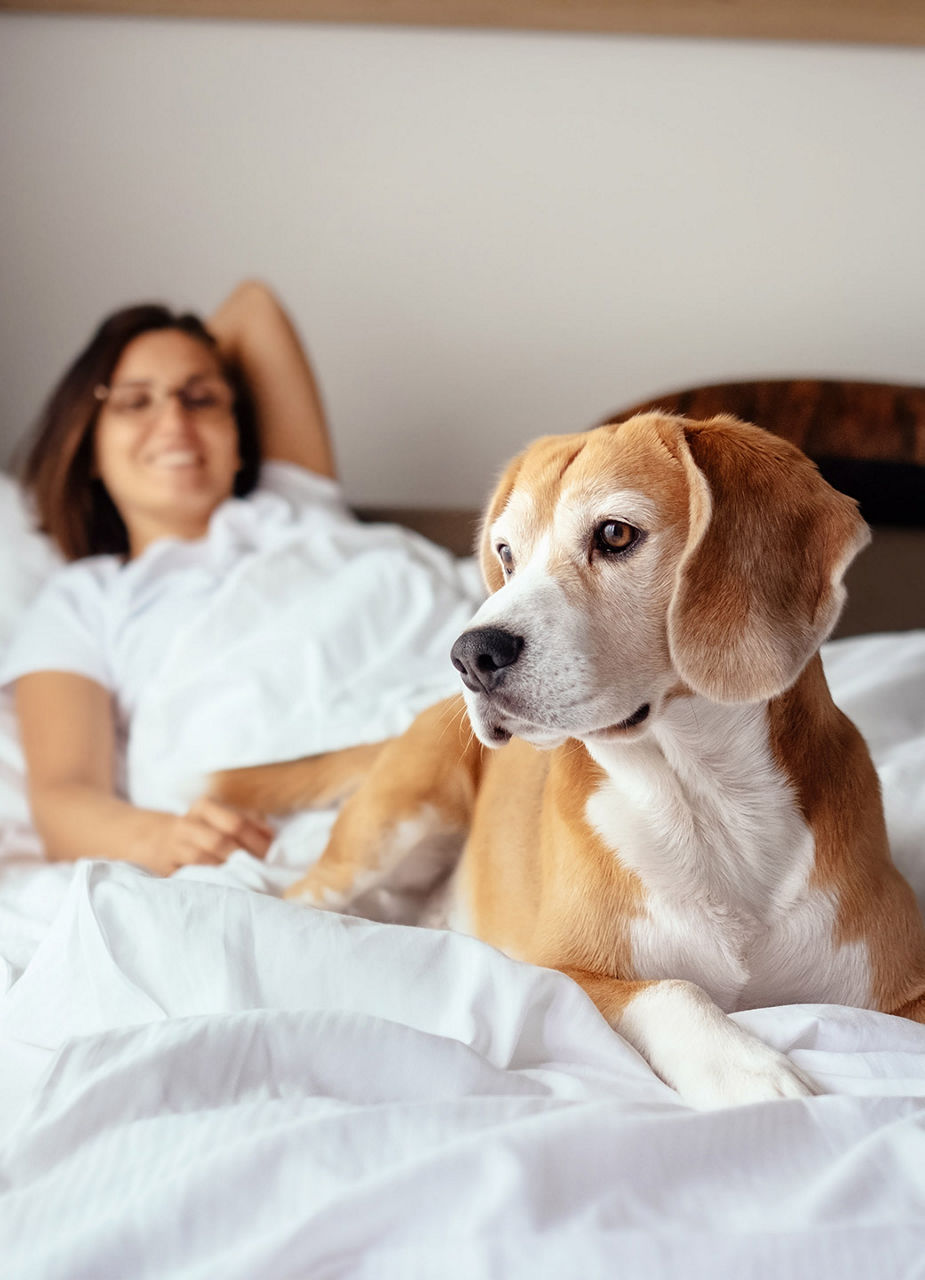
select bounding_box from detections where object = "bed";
[1,384,925,1278]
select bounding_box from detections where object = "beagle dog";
[214,413,925,1109]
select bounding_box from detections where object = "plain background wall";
[1,13,924,509]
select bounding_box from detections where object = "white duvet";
[1,486,924,1278]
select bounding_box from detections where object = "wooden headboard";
[612,379,925,528]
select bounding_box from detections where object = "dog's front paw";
[617,980,820,1110]
[284,880,321,906]
[670,1032,818,1110]
[284,858,376,911]
[284,866,340,908]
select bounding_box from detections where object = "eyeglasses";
[94,377,235,423]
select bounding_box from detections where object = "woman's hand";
[143,797,275,876]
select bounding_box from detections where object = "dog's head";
[451,412,869,749]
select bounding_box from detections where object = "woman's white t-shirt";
[0,463,352,743]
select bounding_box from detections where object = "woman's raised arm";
[208,280,337,480]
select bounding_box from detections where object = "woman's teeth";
[150,451,201,469]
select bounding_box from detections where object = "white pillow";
[0,471,63,660]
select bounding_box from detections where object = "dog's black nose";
[451,627,524,693]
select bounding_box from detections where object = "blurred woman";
[3,280,339,874]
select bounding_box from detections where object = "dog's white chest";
[585,702,872,1012]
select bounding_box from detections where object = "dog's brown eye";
[497,543,514,576]
[595,521,640,555]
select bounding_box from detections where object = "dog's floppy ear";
[668,415,870,703]
[478,452,525,593]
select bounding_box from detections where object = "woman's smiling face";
[94,328,242,557]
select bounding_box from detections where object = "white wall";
[1,13,923,508]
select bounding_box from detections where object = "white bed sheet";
[3,860,925,1280]
[1,483,924,1277]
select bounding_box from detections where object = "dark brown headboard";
[611,379,925,529]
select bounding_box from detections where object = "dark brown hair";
[18,304,261,560]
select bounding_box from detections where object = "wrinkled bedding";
[1,487,924,1277]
